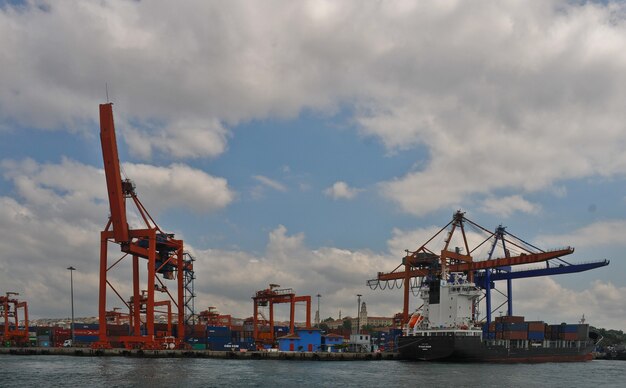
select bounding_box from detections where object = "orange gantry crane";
[0,292,29,346]
[198,307,232,327]
[94,103,195,350]
[252,284,311,346]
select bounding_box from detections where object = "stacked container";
[527,321,545,341]
[52,327,71,347]
[502,323,528,340]
[560,323,588,341]
[36,327,51,347]
[73,323,99,344]
[206,326,231,351]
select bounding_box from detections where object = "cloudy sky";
[1,0,625,331]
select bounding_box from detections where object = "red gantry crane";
[94,103,195,350]
[198,307,232,327]
[252,284,311,347]
[0,292,29,346]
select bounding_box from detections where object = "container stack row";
[482,316,589,342]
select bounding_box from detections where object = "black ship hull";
[398,334,594,363]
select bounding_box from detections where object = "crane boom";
[99,103,129,242]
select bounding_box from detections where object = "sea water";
[1,355,624,387]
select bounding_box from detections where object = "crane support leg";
[486,270,492,325]
[146,232,156,339]
[96,232,111,348]
[177,247,184,343]
[133,255,140,336]
[403,263,410,323]
[289,295,295,335]
[507,279,513,316]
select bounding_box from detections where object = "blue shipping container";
[206,326,231,338]
[503,323,528,332]
[561,324,579,334]
[528,331,544,340]
[74,335,98,343]
[73,324,99,330]
[207,338,230,351]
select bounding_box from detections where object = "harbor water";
[1,355,625,387]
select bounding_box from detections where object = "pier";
[0,347,400,360]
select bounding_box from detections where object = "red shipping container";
[527,322,545,332]
[560,332,578,341]
[74,329,99,336]
[503,331,528,340]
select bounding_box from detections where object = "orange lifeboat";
[408,313,423,329]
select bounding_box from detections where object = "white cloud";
[124,118,228,160]
[123,162,235,214]
[480,195,541,218]
[252,175,287,192]
[191,224,399,320]
[323,181,362,200]
[387,226,444,257]
[1,1,625,210]
[538,220,626,249]
[509,277,626,330]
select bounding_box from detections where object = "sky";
[1,0,625,331]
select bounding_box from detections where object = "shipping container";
[206,326,231,338]
[36,334,50,341]
[528,331,544,341]
[560,332,579,341]
[502,331,528,340]
[500,316,525,324]
[74,335,98,343]
[36,327,51,336]
[503,323,528,332]
[561,324,580,334]
[73,323,99,330]
[527,321,545,332]
[206,337,231,351]
[107,324,130,336]
[74,329,99,336]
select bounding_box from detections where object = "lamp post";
[67,266,76,346]
[356,294,362,335]
[316,294,321,328]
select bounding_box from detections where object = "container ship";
[397,276,599,362]
[368,211,608,363]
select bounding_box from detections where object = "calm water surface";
[1,355,624,387]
